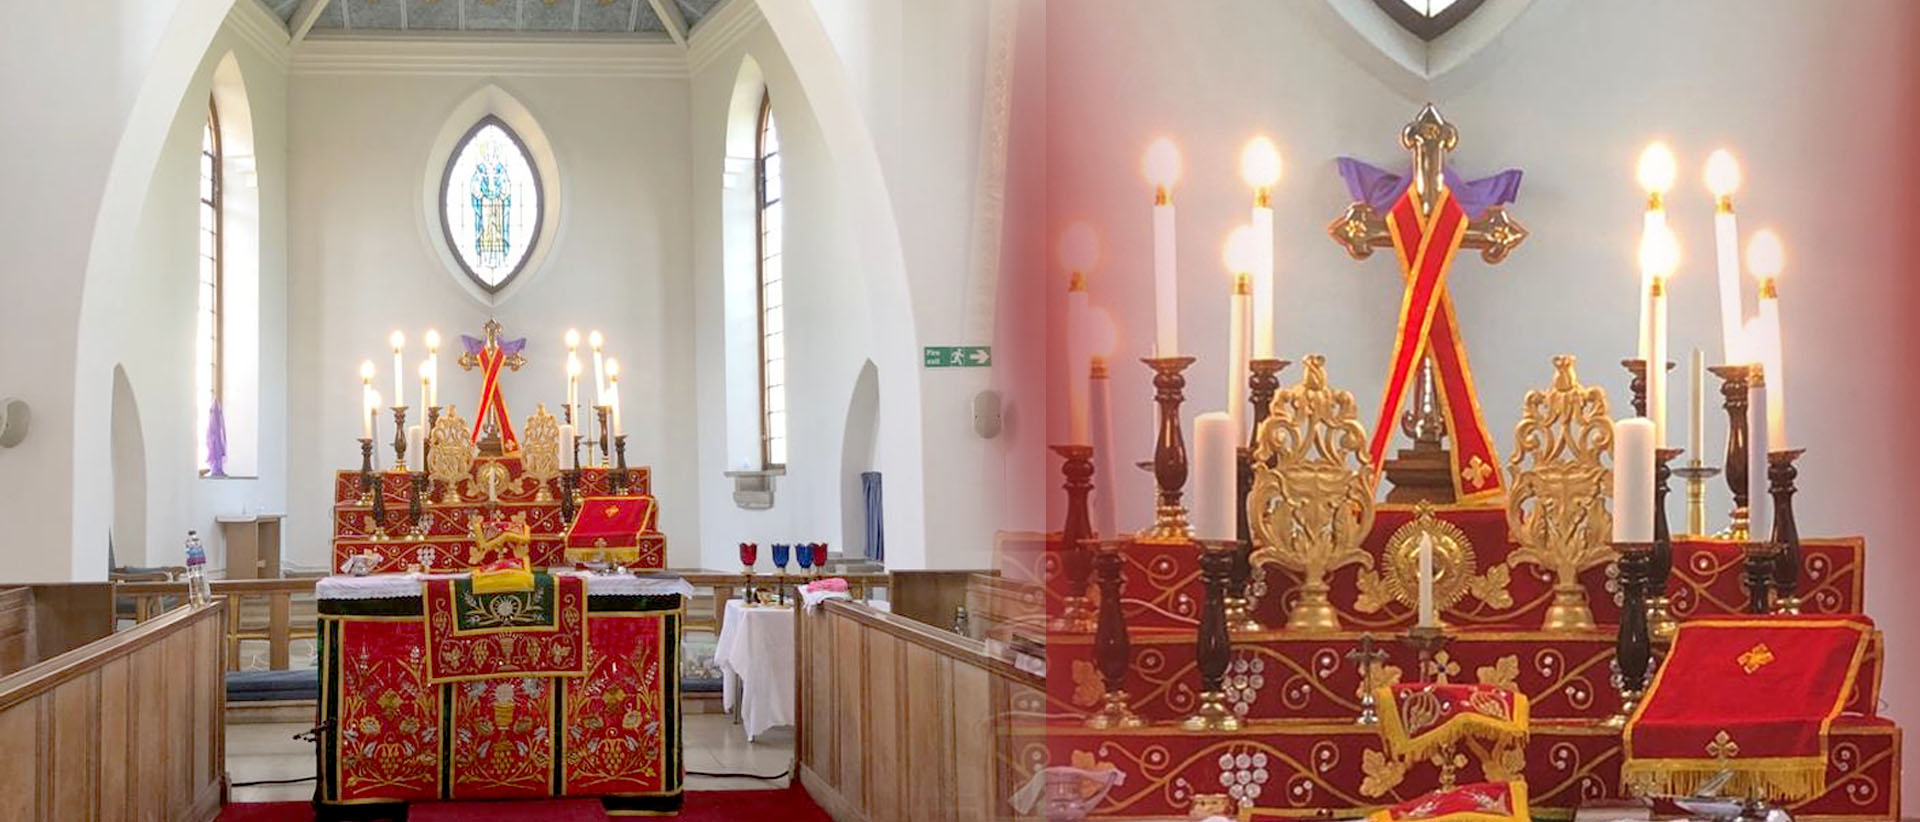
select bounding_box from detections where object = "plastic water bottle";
[184,530,211,606]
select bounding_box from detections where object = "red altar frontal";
[1027,513,1902,820]
[315,573,690,818]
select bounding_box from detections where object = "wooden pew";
[797,598,1043,821]
[0,600,227,821]
[118,578,317,671]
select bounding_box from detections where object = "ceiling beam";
[646,0,688,47]
[288,0,333,45]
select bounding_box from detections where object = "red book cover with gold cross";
[565,495,662,569]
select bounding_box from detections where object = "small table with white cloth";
[712,599,797,741]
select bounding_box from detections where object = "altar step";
[1047,625,1885,724]
[1037,716,1901,821]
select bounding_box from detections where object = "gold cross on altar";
[1327,105,1529,264]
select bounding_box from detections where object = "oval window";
[439,116,544,293]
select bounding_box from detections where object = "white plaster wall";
[1047,0,1920,800]
[690,18,876,571]
[285,67,698,571]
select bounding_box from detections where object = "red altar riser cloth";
[1046,627,1883,726]
[332,464,652,505]
[320,602,682,809]
[332,534,668,575]
[332,495,661,541]
[1042,509,1865,631]
[1032,717,1900,821]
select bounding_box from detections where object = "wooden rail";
[0,601,226,820]
[118,578,317,671]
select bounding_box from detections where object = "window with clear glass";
[439,116,543,293]
[757,93,787,468]
[197,100,223,476]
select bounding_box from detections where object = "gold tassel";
[1621,759,1826,802]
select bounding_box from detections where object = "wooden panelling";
[890,570,994,631]
[0,601,226,822]
[962,575,1042,643]
[798,599,1043,822]
[28,583,115,661]
[0,587,30,675]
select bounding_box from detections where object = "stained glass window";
[757,93,787,468]
[440,117,542,292]
[197,100,223,475]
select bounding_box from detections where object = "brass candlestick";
[1182,540,1240,732]
[1086,540,1144,729]
[1051,445,1097,633]
[1228,358,1288,633]
[1137,356,1197,543]
[613,434,630,494]
[1768,449,1807,614]
[1606,541,1653,728]
[1346,634,1388,726]
[1709,365,1754,538]
[1674,462,1721,537]
[358,438,375,504]
[390,405,409,471]
[1649,447,1683,645]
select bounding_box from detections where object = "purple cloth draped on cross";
[1336,158,1523,219]
[205,398,228,477]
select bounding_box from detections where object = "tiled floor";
[228,711,796,803]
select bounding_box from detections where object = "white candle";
[389,331,405,404]
[424,329,440,407]
[1612,417,1655,543]
[1191,412,1237,541]
[589,330,606,405]
[1748,373,1772,541]
[1089,356,1118,539]
[406,424,423,467]
[1639,223,1677,447]
[1706,150,1745,363]
[566,355,581,426]
[418,361,431,413]
[360,386,373,439]
[1416,532,1436,628]
[1240,137,1281,360]
[559,424,576,470]
[367,390,382,468]
[1688,348,1704,461]
[1066,273,1091,446]
[1749,230,1790,450]
[1227,274,1251,439]
[1635,142,1676,362]
[1144,138,1181,357]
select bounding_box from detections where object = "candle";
[559,424,576,470]
[1706,150,1745,363]
[1688,348,1704,461]
[1240,137,1281,359]
[1089,351,1118,539]
[1061,223,1097,447]
[589,330,606,405]
[1191,411,1237,541]
[1224,225,1256,437]
[406,424,423,467]
[1747,374,1772,541]
[1749,230,1790,449]
[367,390,382,465]
[1639,222,1677,446]
[1144,138,1181,356]
[418,361,431,414]
[389,331,405,404]
[1635,142,1675,362]
[358,361,375,439]
[607,359,623,437]
[1416,532,1436,628]
[1612,417,1655,543]
[566,354,582,426]
[424,329,440,407]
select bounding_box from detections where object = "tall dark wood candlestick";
[1649,448,1683,644]
[423,406,440,468]
[613,435,630,494]
[1227,359,1288,633]
[1708,365,1754,538]
[596,405,612,467]
[1050,445,1097,633]
[561,468,579,522]
[571,434,583,478]
[391,406,409,470]
[370,470,387,532]
[1606,542,1653,728]
[1086,543,1143,729]
[407,471,424,536]
[358,438,375,503]
[1742,541,1777,614]
[1137,356,1197,543]
[1768,449,1807,614]
[1182,541,1240,731]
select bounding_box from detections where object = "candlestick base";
[1179,691,1242,733]
[1225,595,1265,634]
[1135,505,1193,544]
[1647,595,1678,646]
[1051,597,1096,633]
[1674,463,1721,538]
[1285,581,1342,632]
[1541,584,1595,633]
[1084,691,1145,730]
[1399,625,1453,683]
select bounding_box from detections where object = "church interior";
[3,1,1919,821]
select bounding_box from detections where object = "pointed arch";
[720,56,772,472]
[205,51,261,478]
[420,84,564,307]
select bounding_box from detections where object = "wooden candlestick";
[1605,541,1653,728]
[358,438,375,503]
[613,435,630,494]
[1620,359,1674,419]
[561,468,579,523]
[407,470,425,538]
[391,406,409,470]
[1228,359,1288,633]
[1768,449,1807,614]
[1708,365,1754,538]
[596,405,612,467]
[1649,447,1683,644]
[370,469,388,533]
[423,406,440,469]
[1051,445,1097,633]
[1742,540,1777,615]
[1137,356,1197,543]
[1182,540,1240,732]
[1399,625,1452,684]
[1085,542,1143,729]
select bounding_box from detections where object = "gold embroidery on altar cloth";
[1739,642,1776,674]
[1707,730,1741,760]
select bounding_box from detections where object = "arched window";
[1372,0,1488,41]
[756,93,787,468]
[196,99,224,476]
[439,115,544,294]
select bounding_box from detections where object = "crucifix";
[1327,104,1529,504]
[458,319,528,456]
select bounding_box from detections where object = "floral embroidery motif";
[1707,730,1740,760]
[1739,642,1776,674]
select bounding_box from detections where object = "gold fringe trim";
[1620,757,1828,801]
[1376,687,1530,762]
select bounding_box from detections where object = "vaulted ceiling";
[262,0,727,37]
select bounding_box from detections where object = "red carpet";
[217,787,833,821]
